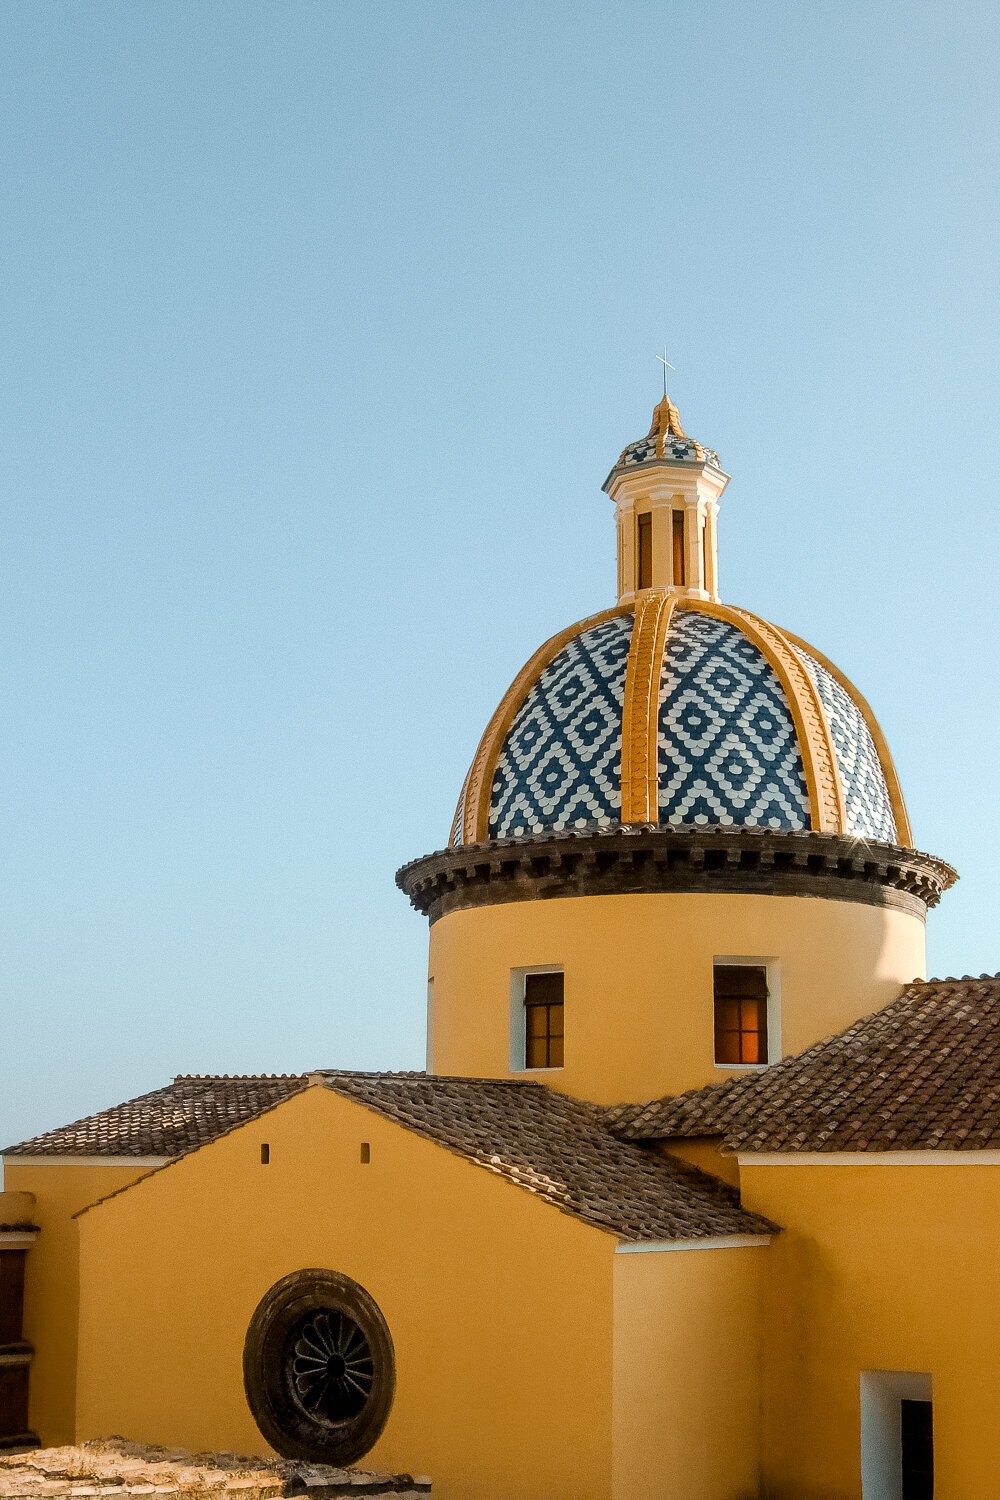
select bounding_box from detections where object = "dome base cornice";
[397,826,957,926]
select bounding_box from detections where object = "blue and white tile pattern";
[657,612,810,830]
[488,616,633,839]
[462,607,899,846]
[795,648,897,843]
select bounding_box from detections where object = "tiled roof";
[608,975,1000,1153]
[314,1071,773,1242]
[4,1070,773,1243]
[2,1074,308,1158]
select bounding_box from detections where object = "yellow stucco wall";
[661,1137,741,1188]
[740,1159,1000,1499]
[72,1086,616,1500]
[3,1160,157,1445]
[428,893,926,1104]
[612,1245,766,1500]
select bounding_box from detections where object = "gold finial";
[647,395,688,456]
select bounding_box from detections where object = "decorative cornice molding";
[397,825,957,926]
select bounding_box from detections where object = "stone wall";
[0,1439,431,1498]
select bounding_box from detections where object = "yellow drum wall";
[428,893,926,1104]
[740,1160,1000,1498]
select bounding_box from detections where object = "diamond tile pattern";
[468,605,900,844]
[657,612,809,830]
[795,647,896,842]
[489,616,633,839]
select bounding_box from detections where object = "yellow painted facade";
[612,1245,767,1500]
[4,387,977,1498]
[60,1086,781,1500]
[737,1158,1000,1498]
[3,1161,157,1446]
[428,891,926,1103]
[72,1086,616,1500]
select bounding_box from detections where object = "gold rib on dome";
[455,604,634,846]
[448,764,472,847]
[676,601,847,833]
[782,628,913,847]
[620,591,678,822]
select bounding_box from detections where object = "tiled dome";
[451,597,910,849]
[610,391,724,476]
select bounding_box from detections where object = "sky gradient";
[3,1,999,1148]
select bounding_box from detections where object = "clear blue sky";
[3,1,999,1148]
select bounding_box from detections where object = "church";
[2,386,994,1499]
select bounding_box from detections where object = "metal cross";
[656,347,675,398]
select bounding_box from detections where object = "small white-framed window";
[860,1371,933,1499]
[509,967,564,1073]
[712,957,780,1070]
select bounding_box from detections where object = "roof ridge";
[171,1072,308,1082]
[48,1068,775,1244]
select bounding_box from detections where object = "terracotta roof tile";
[4,1071,773,1243]
[2,1075,308,1158]
[607,975,1000,1153]
[314,1071,773,1242]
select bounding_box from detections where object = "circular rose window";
[243,1270,395,1464]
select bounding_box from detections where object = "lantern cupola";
[603,392,730,602]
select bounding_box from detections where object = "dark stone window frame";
[243,1269,395,1466]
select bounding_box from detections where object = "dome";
[609,391,725,476]
[450,595,911,849]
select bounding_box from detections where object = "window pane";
[525,1034,548,1069]
[637,513,652,589]
[525,972,563,1006]
[715,966,768,1001]
[548,1034,564,1068]
[739,1029,760,1064]
[750,997,768,1063]
[672,510,686,586]
[548,1003,564,1038]
[715,997,741,1032]
[526,1005,548,1037]
[715,1028,742,1064]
